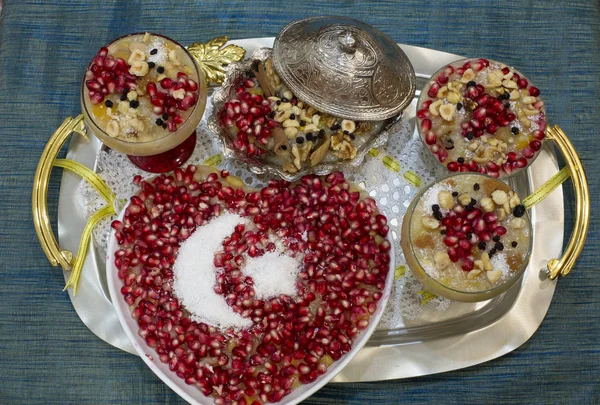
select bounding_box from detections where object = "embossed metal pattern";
[273,16,416,120]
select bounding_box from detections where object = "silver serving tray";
[57,38,563,382]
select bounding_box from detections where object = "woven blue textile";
[0,0,598,404]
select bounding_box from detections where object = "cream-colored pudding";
[417,58,546,178]
[401,173,532,301]
[81,33,206,156]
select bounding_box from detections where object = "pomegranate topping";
[114,166,390,404]
[417,58,546,178]
[402,174,531,293]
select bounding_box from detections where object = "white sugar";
[421,260,439,279]
[147,38,169,65]
[243,252,300,299]
[491,253,511,278]
[421,184,452,215]
[173,213,252,330]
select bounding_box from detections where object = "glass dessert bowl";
[416,58,546,179]
[401,173,533,302]
[81,32,207,172]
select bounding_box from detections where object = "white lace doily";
[79,103,450,327]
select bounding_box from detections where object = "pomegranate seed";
[86,79,102,92]
[416,109,430,119]
[89,92,104,104]
[427,83,440,98]
[530,140,542,151]
[186,79,198,91]
[448,247,459,262]
[443,236,458,247]
[421,118,432,132]
[522,147,535,158]
[529,86,540,97]
[495,226,507,236]
[458,239,471,250]
[461,259,474,271]
[179,94,196,111]
[447,161,459,172]
[425,131,437,145]
[486,122,499,134]
[473,107,487,122]
[476,94,491,107]
[466,86,479,98]
[515,157,528,168]
[517,78,528,89]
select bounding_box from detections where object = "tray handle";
[33,115,116,294]
[33,115,87,270]
[545,124,590,279]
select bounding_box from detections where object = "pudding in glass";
[401,173,532,301]
[81,32,206,172]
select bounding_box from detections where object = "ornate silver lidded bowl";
[273,16,416,121]
[209,16,416,181]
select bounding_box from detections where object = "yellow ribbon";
[417,289,438,305]
[522,166,571,209]
[54,158,116,294]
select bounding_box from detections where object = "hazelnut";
[460,68,475,83]
[434,252,451,269]
[277,102,292,111]
[480,197,495,213]
[510,218,526,229]
[491,190,509,205]
[480,252,494,271]
[422,216,440,230]
[168,49,180,65]
[436,86,448,99]
[439,104,456,121]
[457,192,472,206]
[171,89,185,100]
[438,190,454,210]
[429,99,443,116]
[129,60,149,77]
[282,119,300,128]
[127,49,146,65]
[106,120,120,138]
[467,269,482,280]
[274,110,291,123]
[486,269,503,284]
[521,96,536,105]
[502,70,514,80]
[341,120,356,134]
[284,127,298,139]
[446,90,462,104]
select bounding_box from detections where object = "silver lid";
[272,16,416,121]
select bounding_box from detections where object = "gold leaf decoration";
[188,36,246,85]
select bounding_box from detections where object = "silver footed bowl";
[208,48,403,182]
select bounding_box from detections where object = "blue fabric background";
[0,0,598,404]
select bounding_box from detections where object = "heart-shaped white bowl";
[107,200,395,405]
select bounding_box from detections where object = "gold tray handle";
[545,125,590,279]
[32,115,87,270]
[33,114,117,294]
